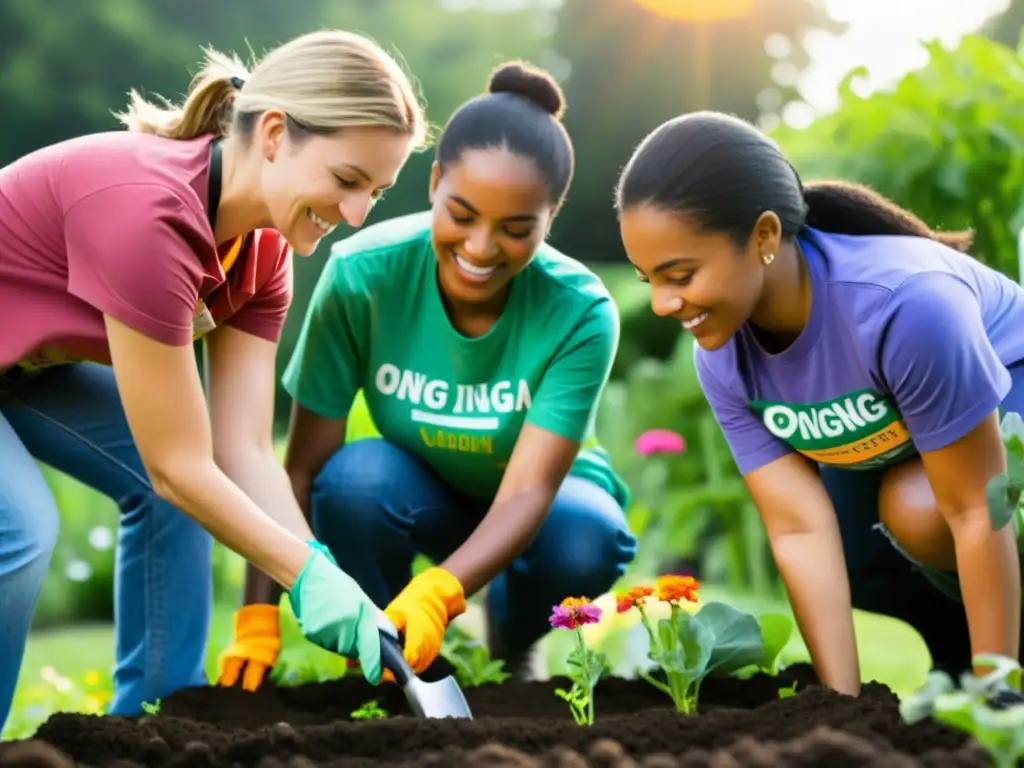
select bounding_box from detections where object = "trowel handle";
[375,610,415,686]
[378,629,414,686]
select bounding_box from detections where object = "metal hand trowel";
[375,611,473,720]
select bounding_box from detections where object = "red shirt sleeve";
[224,232,293,343]
[63,182,213,346]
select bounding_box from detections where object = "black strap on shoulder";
[207,138,223,230]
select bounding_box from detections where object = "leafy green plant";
[440,635,510,688]
[756,613,795,675]
[549,598,609,726]
[900,654,1024,768]
[617,576,765,714]
[774,34,1024,281]
[986,411,1024,532]
[268,595,352,687]
[350,699,388,720]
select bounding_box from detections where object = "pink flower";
[548,597,602,630]
[635,429,686,456]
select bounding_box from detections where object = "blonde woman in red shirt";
[0,29,427,731]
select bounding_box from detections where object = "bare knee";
[879,460,958,572]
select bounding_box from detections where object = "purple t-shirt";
[696,227,1024,475]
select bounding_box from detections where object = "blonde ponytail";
[113,30,428,148]
[114,48,250,139]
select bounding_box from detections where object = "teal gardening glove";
[288,541,383,684]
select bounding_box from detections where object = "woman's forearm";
[154,459,310,590]
[949,510,1021,665]
[772,529,861,695]
[241,470,314,607]
[442,488,550,596]
[218,449,314,606]
[216,447,315,541]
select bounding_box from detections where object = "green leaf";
[660,610,713,679]
[898,669,956,724]
[968,703,1024,761]
[756,613,794,674]
[931,691,979,731]
[586,650,610,688]
[986,473,1017,531]
[269,594,352,686]
[692,601,766,676]
[277,594,305,647]
[1000,412,1024,459]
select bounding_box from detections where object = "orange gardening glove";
[217,604,281,692]
[383,567,466,675]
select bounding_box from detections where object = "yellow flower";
[84,671,101,687]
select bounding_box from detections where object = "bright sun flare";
[632,0,756,22]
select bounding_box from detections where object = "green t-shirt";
[282,211,629,508]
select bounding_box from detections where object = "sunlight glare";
[632,0,755,22]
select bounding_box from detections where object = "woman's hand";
[290,542,384,684]
[383,567,466,674]
[745,454,862,696]
[103,314,310,588]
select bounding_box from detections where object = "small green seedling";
[441,635,510,688]
[554,639,609,727]
[777,680,798,699]
[900,653,1024,768]
[548,599,609,726]
[350,699,388,720]
[141,699,161,716]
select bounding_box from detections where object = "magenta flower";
[548,597,603,630]
[635,429,686,456]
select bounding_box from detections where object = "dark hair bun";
[488,60,565,120]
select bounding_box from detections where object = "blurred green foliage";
[773,33,1024,280]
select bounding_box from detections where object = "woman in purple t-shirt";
[0,30,427,731]
[614,110,1024,698]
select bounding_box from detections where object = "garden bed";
[1,661,989,768]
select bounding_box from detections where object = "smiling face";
[620,204,780,351]
[257,116,414,255]
[429,148,556,308]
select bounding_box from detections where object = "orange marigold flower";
[656,574,700,604]
[615,585,654,613]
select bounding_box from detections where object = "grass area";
[3,601,238,741]
[3,583,933,742]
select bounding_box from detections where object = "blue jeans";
[821,361,1024,672]
[309,439,637,660]
[0,363,212,732]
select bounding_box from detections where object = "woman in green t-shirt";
[227,61,638,686]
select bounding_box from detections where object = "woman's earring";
[762,252,775,266]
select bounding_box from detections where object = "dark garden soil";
[0,660,1000,768]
